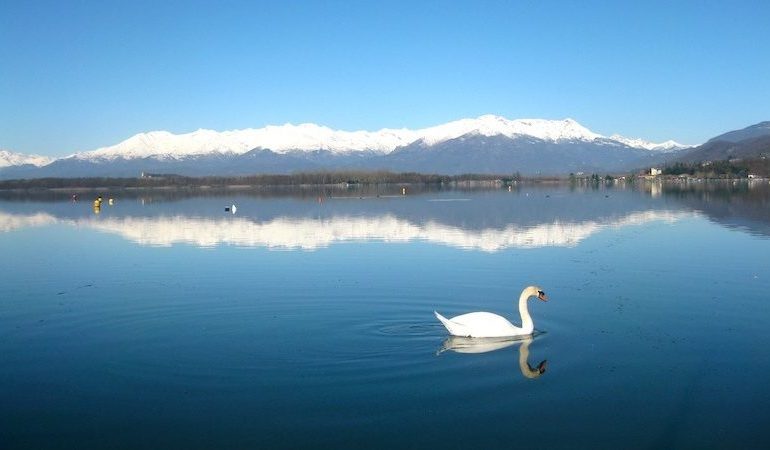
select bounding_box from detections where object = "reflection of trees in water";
[0,185,697,239]
[654,180,770,237]
[4,182,769,240]
[659,179,762,200]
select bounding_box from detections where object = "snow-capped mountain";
[409,115,603,147]
[0,115,697,178]
[76,124,420,160]
[72,115,683,161]
[608,135,690,152]
[0,149,52,168]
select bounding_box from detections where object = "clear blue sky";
[2,0,769,156]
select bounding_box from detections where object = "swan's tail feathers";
[434,311,450,327]
[434,311,470,337]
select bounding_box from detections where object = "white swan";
[434,286,547,338]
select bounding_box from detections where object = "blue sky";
[2,0,769,156]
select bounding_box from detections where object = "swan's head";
[531,286,548,302]
[523,359,548,379]
[521,286,547,303]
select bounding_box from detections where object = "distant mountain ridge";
[706,121,770,144]
[72,115,685,160]
[676,121,770,163]
[1,115,694,178]
[0,149,52,168]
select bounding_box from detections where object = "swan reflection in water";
[438,335,548,379]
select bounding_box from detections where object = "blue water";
[1,183,769,449]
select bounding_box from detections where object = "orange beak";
[537,290,548,302]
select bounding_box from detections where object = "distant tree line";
[0,170,524,190]
[568,173,619,187]
[662,158,770,178]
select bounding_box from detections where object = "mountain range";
[0,114,706,179]
[674,121,770,164]
[0,150,52,169]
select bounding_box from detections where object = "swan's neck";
[518,290,534,334]
[518,340,536,378]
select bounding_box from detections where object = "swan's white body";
[435,286,547,338]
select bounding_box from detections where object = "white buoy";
[231,204,237,214]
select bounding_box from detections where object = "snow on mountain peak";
[414,115,603,146]
[0,149,52,168]
[67,115,688,162]
[78,123,419,160]
[609,134,692,152]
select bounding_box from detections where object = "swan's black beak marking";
[537,290,548,302]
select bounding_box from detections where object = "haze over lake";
[2,181,769,449]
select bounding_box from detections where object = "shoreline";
[0,172,767,192]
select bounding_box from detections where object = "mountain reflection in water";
[0,210,690,251]
[1,182,769,250]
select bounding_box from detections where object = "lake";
[1,181,769,449]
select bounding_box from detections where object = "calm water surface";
[1,182,769,449]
